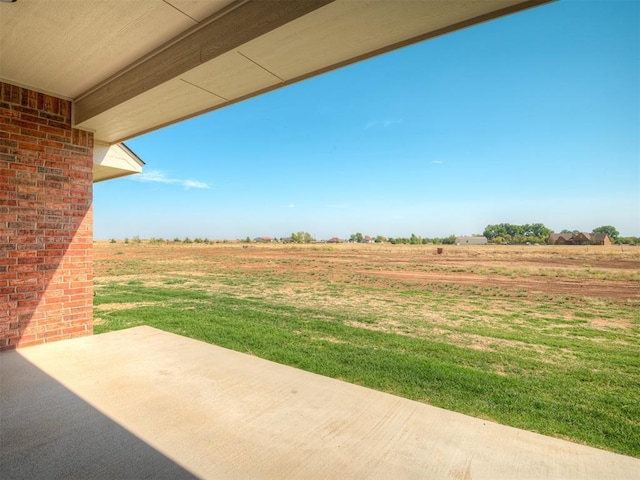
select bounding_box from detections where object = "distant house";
[548,233,572,245]
[253,236,273,243]
[573,232,592,245]
[455,236,487,246]
[327,237,344,243]
[548,232,612,246]
[591,233,613,245]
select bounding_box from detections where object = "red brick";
[1,82,93,348]
[14,335,39,347]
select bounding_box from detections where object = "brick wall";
[0,82,93,350]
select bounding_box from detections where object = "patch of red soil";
[364,270,639,302]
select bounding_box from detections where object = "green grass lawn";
[94,277,640,458]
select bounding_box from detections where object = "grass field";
[93,242,640,457]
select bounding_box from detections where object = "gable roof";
[591,233,610,242]
[93,143,145,183]
[549,232,612,244]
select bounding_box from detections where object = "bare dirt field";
[94,242,640,303]
[93,241,640,457]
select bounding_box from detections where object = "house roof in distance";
[456,236,488,245]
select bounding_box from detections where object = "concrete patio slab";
[2,326,639,479]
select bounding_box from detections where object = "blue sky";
[94,0,639,240]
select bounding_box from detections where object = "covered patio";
[3,326,639,479]
[4,0,639,477]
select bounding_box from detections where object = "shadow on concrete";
[0,350,198,479]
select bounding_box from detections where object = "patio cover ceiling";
[0,0,552,164]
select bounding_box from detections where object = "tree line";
[346,232,457,245]
[482,223,552,245]
[110,224,638,245]
[483,223,637,245]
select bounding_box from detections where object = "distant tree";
[441,235,457,245]
[483,223,508,240]
[409,233,421,245]
[349,232,364,243]
[484,223,552,244]
[374,235,387,243]
[592,225,619,242]
[528,223,552,239]
[618,236,639,245]
[291,232,314,243]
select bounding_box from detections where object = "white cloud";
[383,119,403,127]
[135,170,166,182]
[432,160,443,165]
[364,119,403,130]
[289,204,295,208]
[182,180,210,189]
[132,170,211,189]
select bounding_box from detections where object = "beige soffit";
[0,0,235,99]
[93,142,145,183]
[0,0,554,144]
